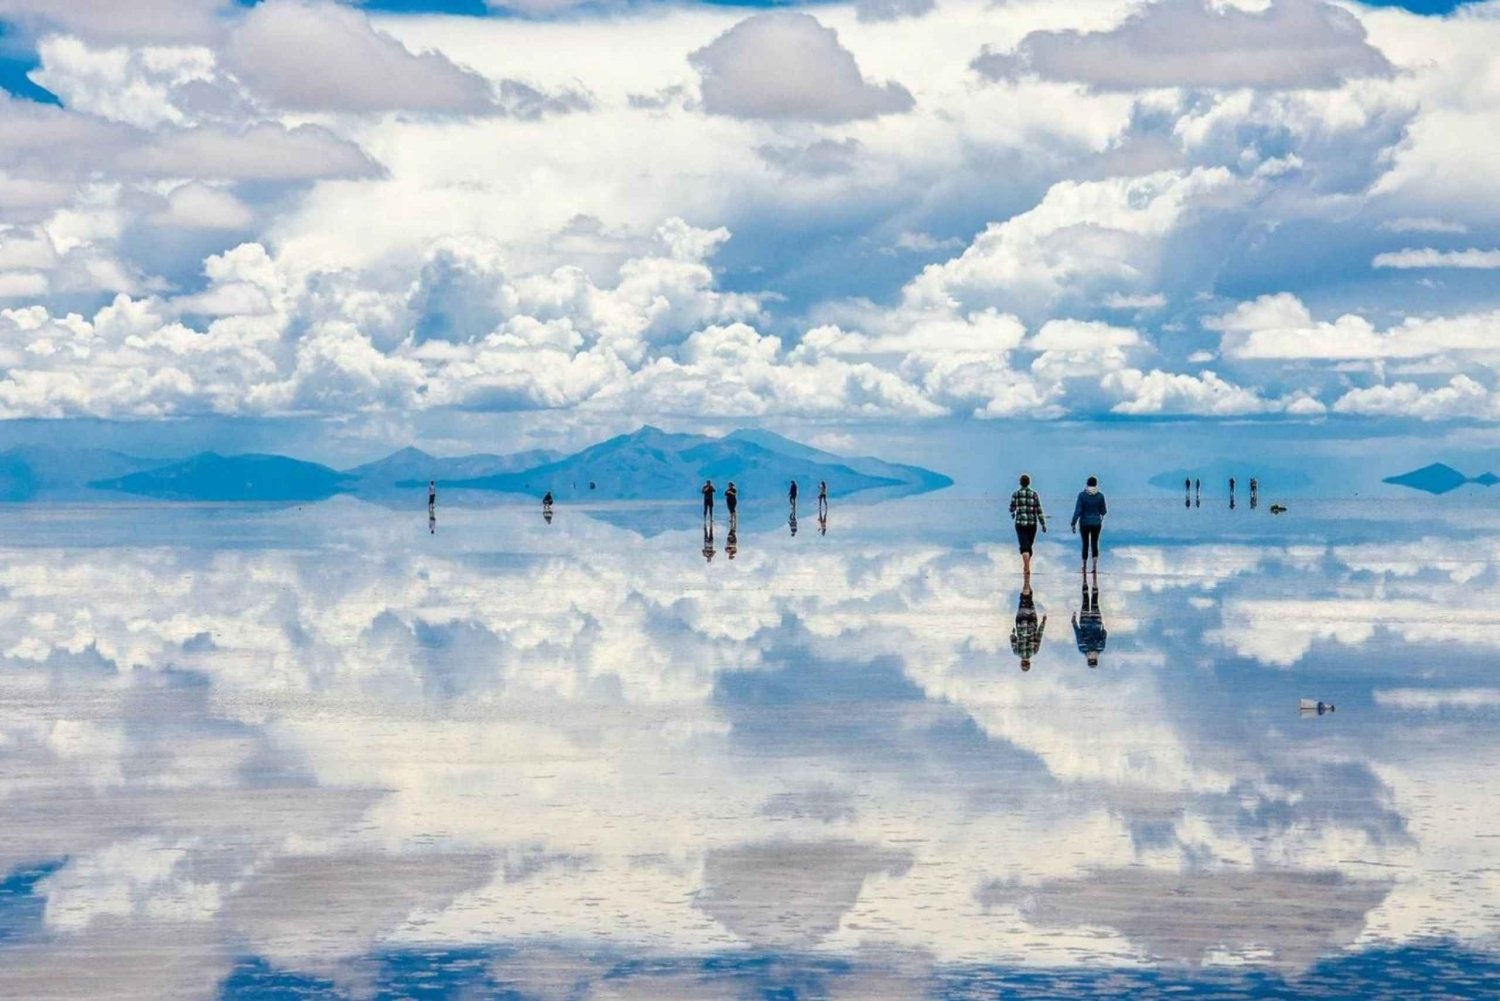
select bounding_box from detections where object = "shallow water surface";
[1,494,1498,999]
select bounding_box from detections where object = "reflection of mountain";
[92,452,353,502]
[1383,463,1497,495]
[431,425,951,501]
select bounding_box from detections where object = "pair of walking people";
[1008,474,1108,572]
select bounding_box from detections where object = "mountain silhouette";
[346,446,561,491]
[1383,463,1496,495]
[92,453,353,502]
[0,446,159,501]
[422,426,951,501]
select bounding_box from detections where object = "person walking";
[1070,476,1108,574]
[702,479,715,521]
[1008,473,1047,573]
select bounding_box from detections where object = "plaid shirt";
[1011,611,1046,659]
[1009,486,1046,528]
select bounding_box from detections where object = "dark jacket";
[1071,489,1107,529]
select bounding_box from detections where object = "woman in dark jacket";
[1070,476,1108,573]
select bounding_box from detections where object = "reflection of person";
[1011,580,1046,671]
[1073,579,1106,668]
[789,512,798,536]
[1070,475,1108,573]
[428,508,436,535]
[702,479,715,520]
[726,528,738,560]
[427,480,436,511]
[701,524,716,563]
[1008,473,1047,573]
[818,512,827,536]
[818,480,828,517]
[542,490,553,515]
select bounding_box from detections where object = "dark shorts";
[1016,523,1037,554]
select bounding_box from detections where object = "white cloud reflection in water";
[0,494,1497,998]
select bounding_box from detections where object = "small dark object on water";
[589,481,596,490]
[1300,699,1335,715]
[1270,504,1287,514]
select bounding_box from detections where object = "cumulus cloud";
[1212,293,1500,362]
[224,1,496,113]
[151,182,254,230]
[0,0,230,43]
[690,13,914,123]
[855,0,937,24]
[1332,375,1497,420]
[1372,248,1500,269]
[1102,368,1274,416]
[973,0,1393,91]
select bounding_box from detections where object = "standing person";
[1194,478,1201,508]
[1070,476,1108,574]
[725,481,738,524]
[702,479,715,522]
[542,490,553,514]
[1073,579,1106,668]
[818,480,828,517]
[1011,580,1046,672]
[788,479,799,514]
[1008,473,1048,573]
[1229,476,1236,496]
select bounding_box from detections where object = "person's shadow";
[1010,575,1046,672]
[1073,574,1107,668]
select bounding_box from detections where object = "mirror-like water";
[1,493,1497,999]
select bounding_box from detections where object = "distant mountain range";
[1383,463,1499,496]
[0,428,950,503]
[419,426,951,501]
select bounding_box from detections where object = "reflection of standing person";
[1194,478,1201,508]
[818,480,828,517]
[1009,474,1047,574]
[789,511,798,536]
[427,480,436,511]
[1073,580,1106,668]
[726,528,738,560]
[542,490,553,514]
[1070,476,1108,574]
[702,479,715,520]
[1011,580,1046,672]
[701,523,716,562]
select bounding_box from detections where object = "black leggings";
[1080,525,1101,560]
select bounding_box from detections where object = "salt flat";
[1,493,1497,999]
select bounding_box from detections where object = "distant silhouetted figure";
[725,481,738,525]
[726,528,738,560]
[1194,478,1201,506]
[788,479,798,515]
[1249,477,1259,509]
[542,490,553,515]
[1070,475,1108,573]
[818,480,828,517]
[427,480,436,511]
[1270,503,1287,514]
[702,479,715,520]
[1009,473,1047,574]
[1184,477,1191,493]
[1073,579,1106,668]
[1011,579,1046,672]
[1229,476,1236,496]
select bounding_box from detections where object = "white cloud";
[151,182,253,230]
[1332,375,1497,421]
[689,13,914,123]
[224,1,497,114]
[973,0,1393,91]
[1372,248,1500,270]
[1213,293,1500,363]
[0,0,230,43]
[1378,217,1467,235]
[1374,688,1500,711]
[1103,368,1273,416]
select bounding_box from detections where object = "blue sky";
[0,0,1498,455]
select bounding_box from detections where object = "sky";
[0,0,1498,458]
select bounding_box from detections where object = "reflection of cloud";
[979,868,1392,971]
[695,841,912,948]
[1374,688,1500,711]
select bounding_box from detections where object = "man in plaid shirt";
[1009,473,1047,573]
